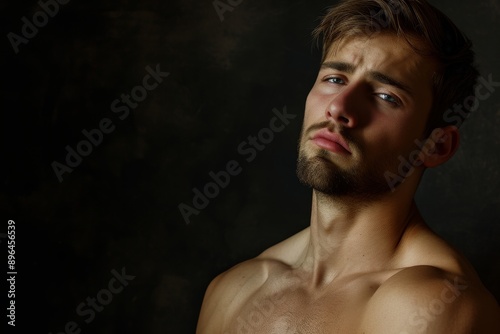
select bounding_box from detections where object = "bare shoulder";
[196,257,270,333]
[360,224,500,333]
[196,228,308,334]
[360,265,500,333]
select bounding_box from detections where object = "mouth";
[311,129,352,155]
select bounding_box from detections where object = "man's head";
[297,0,479,198]
[313,0,479,133]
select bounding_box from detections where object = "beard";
[296,125,396,200]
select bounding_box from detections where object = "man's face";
[297,33,437,198]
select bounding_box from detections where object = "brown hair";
[312,0,479,134]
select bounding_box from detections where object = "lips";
[311,129,352,154]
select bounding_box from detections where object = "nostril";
[339,116,349,124]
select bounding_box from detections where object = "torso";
[223,262,402,333]
[205,222,488,334]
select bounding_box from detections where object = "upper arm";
[358,266,500,334]
[196,273,224,334]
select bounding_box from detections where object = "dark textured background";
[1,0,499,333]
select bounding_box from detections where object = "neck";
[297,185,421,287]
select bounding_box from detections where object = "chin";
[296,149,392,198]
[296,151,352,195]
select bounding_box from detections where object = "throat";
[301,198,420,285]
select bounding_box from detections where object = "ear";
[419,126,460,168]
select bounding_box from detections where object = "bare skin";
[196,34,500,333]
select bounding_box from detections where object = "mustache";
[304,121,354,143]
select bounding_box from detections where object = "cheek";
[361,114,418,156]
[304,89,325,124]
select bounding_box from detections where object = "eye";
[377,93,401,106]
[324,76,346,85]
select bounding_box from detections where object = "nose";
[325,84,360,128]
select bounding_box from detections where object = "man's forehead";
[323,34,437,83]
[325,34,420,65]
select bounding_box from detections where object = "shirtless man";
[196,0,500,333]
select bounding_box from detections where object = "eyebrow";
[321,61,413,96]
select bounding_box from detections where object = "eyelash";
[377,93,400,106]
[323,76,401,107]
[325,77,345,85]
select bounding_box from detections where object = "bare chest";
[223,274,382,334]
